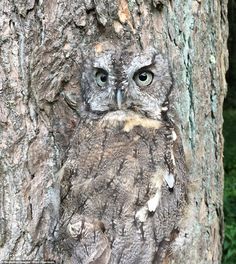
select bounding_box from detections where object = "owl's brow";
[137,53,157,69]
[126,53,157,75]
[93,63,110,72]
[93,67,107,73]
[134,64,154,73]
[92,54,113,71]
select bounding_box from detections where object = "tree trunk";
[0,0,228,263]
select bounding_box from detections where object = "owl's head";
[81,46,172,120]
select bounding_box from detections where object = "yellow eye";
[134,71,153,87]
[95,70,108,87]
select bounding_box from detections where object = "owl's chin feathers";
[99,110,163,132]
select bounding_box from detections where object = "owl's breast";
[61,115,184,263]
[71,118,167,219]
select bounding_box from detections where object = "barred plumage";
[59,42,187,264]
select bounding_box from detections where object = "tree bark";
[0,0,228,263]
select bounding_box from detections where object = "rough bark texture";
[0,0,228,263]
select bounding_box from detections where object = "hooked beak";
[116,89,123,110]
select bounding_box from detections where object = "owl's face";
[81,48,172,120]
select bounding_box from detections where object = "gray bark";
[0,0,228,263]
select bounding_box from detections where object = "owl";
[59,44,186,264]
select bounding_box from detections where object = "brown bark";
[0,0,228,263]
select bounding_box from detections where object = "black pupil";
[139,72,148,81]
[100,74,107,82]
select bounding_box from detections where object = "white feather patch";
[164,172,175,188]
[172,130,177,141]
[147,191,162,212]
[135,207,148,222]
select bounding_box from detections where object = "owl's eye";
[95,70,108,87]
[134,70,153,87]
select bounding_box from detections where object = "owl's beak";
[116,89,123,110]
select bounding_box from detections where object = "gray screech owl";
[59,44,187,264]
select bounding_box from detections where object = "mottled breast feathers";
[59,46,186,264]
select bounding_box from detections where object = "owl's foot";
[67,216,106,239]
[67,216,111,264]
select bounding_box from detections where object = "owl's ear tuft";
[154,53,169,66]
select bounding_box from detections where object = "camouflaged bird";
[59,42,187,264]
